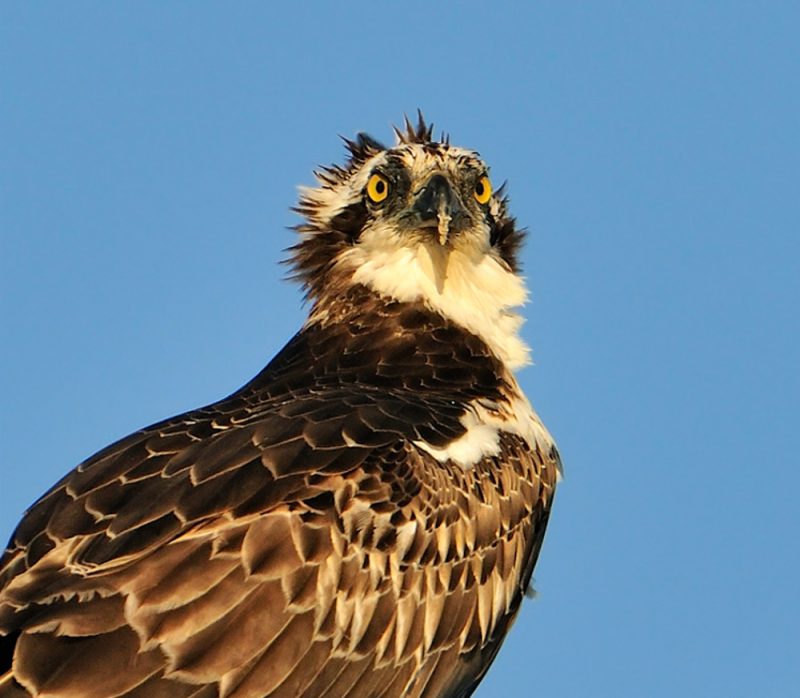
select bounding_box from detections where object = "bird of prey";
[0,115,560,698]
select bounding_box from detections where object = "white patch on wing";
[339,230,531,370]
[414,411,502,467]
[414,385,558,469]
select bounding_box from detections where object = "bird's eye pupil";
[376,181,385,193]
[477,182,484,196]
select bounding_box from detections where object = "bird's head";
[289,114,531,369]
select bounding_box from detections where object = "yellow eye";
[366,173,390,203]
[474,175,492,205]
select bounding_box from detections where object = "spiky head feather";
[288,113,525,303]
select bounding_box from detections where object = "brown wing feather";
[0,440,555,698]
[0,291,558,697]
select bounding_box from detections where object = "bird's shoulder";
[0,293,559,697]
[0,294,510,594]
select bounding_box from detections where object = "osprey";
[0,116,560,698]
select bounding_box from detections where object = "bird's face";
[293,119,522,289]
[348,143,496,250]
[290,117,530,368]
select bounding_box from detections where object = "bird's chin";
[406,220,472,248]
[417,220,450,246]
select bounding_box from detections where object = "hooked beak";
[412,174,467,245]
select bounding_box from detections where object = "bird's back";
[0,291,557,697]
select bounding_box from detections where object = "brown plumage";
[0,115,559,697]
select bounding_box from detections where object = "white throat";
[338,233,531,370]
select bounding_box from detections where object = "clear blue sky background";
[2,3,798,696]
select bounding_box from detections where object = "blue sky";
[1,3,798,696]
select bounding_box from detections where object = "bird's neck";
[311,245,532,371]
